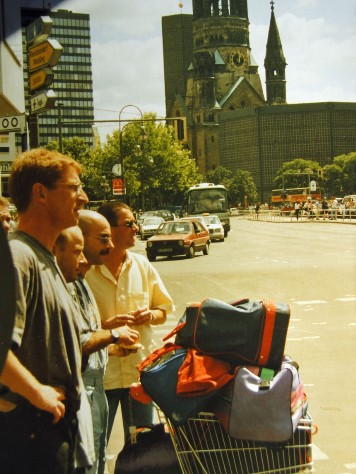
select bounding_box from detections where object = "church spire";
[264,1,287,104]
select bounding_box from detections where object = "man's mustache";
[100,249,111,256]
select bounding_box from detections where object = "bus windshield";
[187,186,228,214]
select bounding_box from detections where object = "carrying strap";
[136,342,182,372]
[258,300,276,366]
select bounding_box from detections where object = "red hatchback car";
[146,218,210,261]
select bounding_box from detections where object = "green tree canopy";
[274,158,321,189]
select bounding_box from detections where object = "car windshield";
[204,216,220,225]
[143,217,162,225]
[156,222,191,235]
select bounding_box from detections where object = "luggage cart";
[165,411,313,474]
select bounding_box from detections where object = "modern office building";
[21,8,95,148]
[162,1,356,199]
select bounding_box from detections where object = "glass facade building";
[22,8,94,147]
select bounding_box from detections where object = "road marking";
[336,297,356,302]
[345,463,356,469]
[312,443,328,461]
[295,300,327,305]
[312,322,327,325]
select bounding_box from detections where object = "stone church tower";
[167,0,269,174]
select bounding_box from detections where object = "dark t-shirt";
[1,230,82,408]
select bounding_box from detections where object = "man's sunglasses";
[113,220,137,228]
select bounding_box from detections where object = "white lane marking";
[312,443,328,461]
[312,322,327,325]
[345,463,356,469]
[336,297,356,302]
[295,300,327,305]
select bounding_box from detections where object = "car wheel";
[221,237,225,242]
[187,246,195,258]
[141,234,145,240]
[147,253,156,262]
[203,243,210,255]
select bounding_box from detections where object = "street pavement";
[106,217,356,473]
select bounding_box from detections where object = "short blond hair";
[9,148,81,212]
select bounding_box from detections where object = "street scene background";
[107,217,356,474]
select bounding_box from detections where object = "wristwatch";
[110,329,120,343]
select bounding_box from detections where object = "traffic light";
[317,168,324,178]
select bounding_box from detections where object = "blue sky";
[60,0,356,139]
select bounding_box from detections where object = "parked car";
[146,218,210,261]
[139,216,165,240]
[153,209,176,221]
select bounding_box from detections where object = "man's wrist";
[110,329,120,343]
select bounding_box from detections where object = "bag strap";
[258,300,276,366]
[162,322,186,342]
[136,342,181,372]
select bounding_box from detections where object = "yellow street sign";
[28,68,54,92]
[28,38,63,72]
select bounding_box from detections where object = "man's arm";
[82,325,140,356]
[0,350,65,423]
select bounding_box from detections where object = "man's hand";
[101,313,136,329]
[117,325,140,346]
[29,385,66,424]
[108,344,138,357]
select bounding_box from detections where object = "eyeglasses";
[113,220,138,228]
[53,182,85,195]
[84,233,112,244]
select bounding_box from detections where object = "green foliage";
[274,158,320,189]
[207,166,258,207]
[274,153,356,198]
[100,113,202,209]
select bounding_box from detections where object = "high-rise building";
[21,8,95,147]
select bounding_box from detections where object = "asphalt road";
[107,217,356,474]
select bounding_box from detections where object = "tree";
[274,158,320,189]
[229,170,258,207]
[101,113,202,210]
[332,151,356,195]
[206,167,232,188]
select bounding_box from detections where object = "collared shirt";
[86,251,174,390]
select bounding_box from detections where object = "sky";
[59,0,356,140]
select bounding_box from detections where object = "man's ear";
[33,183,47,200]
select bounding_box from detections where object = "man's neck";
[17,217,60,252]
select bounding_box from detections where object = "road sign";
[26,16,52,45]
[112,178,126,195]
[28,39,63,73]
[310,180,317,192]
[0,115,26,133]
[29,68,54,93]
[30,90,56,115]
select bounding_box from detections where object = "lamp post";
[118,105,146,201]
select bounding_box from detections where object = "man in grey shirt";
[0,148,88,474]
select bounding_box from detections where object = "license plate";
[158,248,172,253]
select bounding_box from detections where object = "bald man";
[55,214,139,474]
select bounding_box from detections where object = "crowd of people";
[0,148,174,474]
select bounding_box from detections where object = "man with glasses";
[86,202,174,443]
[54,217,139,474]
[0,148,89,473]
[0,195,12,235]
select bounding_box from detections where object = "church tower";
[264,1,287,104]
[168,0,265,174]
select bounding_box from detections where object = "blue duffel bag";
[139,347,216,426]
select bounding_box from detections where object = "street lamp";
[118,104,146,200]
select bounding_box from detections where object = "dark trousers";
[0,402,78,474]
[105,388,153,443]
